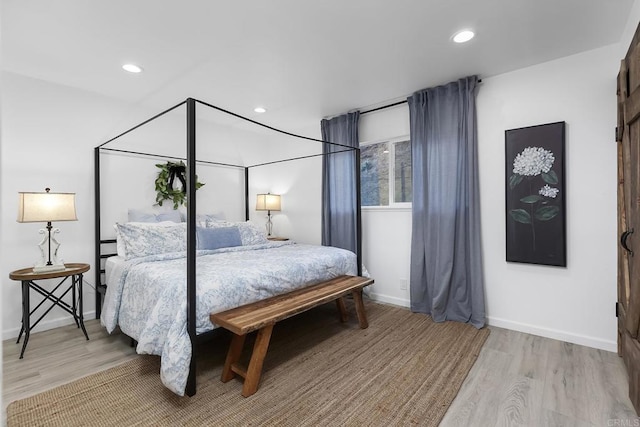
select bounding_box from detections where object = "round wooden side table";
[9,263,90,359]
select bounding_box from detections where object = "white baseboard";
[364,293,616,352]
[367,292,411,308]
[487,315,617,353]
[2,310,97,341]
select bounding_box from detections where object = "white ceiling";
[2,0,634,133]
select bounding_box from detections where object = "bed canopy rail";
[94,97,362,396]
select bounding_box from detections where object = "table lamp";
[17,188,77,272]
[256,193,281,236]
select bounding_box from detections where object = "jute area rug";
[7,301,489,427]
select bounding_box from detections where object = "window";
[360,138,412,207]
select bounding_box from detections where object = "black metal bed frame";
[93,97,362,396]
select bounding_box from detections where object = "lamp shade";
[256,193,281,211]
[17,191,77,223]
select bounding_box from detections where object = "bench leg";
[242,323,274,397]
[222,333,246,383]
[352,289,368,329]
[336,297,348,322]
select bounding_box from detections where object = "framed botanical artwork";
[505,121,566,267]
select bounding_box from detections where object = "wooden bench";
[210,275,374,397]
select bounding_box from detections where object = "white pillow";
[114,221,181,258]
[115,222,187,260]
[195,214,230,228]
[237,221,269,245]
[113,224,126,258]
[128,208,182,223]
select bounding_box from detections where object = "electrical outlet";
[399,279,408,290]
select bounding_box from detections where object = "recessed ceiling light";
[452,30,475,43]
[254,107,267,113]
[122,64,143,73]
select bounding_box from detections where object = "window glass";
[360,138,411,207]
[361,142,389,206]
[394,140,412,203]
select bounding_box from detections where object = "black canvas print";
[505,122,566,267]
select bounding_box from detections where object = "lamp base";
[33,264,66,273]
[266,211,273,236]
[36,226,64,269]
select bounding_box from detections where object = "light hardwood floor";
[3,319,640,426]
[441,327,640,426]
[2,319,137,411]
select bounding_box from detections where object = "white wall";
[246,121,324,245]
[361,208,412,306]
[249,157,322,245]
[619,0,640,58]
[478,45,619,351]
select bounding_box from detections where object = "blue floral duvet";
[101,241,357,395]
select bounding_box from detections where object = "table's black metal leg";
[78,273,89,340]
[19,280,30,359]
[16,324,24,344]
[72,274,79,328]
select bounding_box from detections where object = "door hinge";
[616,302,619,318]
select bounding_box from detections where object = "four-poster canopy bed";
[93,98,364,396]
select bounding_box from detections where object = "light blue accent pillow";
[196,227,242,250]
[128,209,182,223]
[196,226,242,250]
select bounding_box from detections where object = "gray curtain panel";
[321,112,360,252]
[408,76,486,328]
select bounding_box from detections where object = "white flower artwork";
[512,146,555,176]
[539,184,559,198]
[505,122,566,266]
[508,145,561,252]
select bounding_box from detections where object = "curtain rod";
[360,78,483,116]
[360,100,407,115]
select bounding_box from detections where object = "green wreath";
[154,161,205,209]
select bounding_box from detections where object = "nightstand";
[9,263,90,358]
[267,237,289,241]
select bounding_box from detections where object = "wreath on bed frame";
[154,161,205,209]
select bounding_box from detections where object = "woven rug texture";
[7,301,489,426]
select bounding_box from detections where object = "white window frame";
[360,135,412,210]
